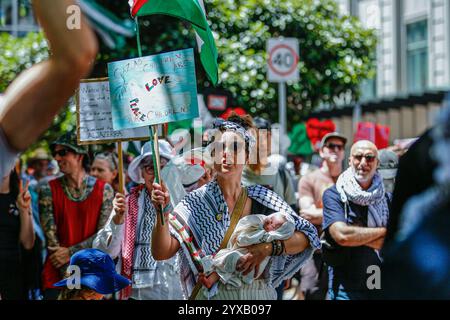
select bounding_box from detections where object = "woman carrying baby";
[151,114,320,300]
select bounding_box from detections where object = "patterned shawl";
[336,167,390,228]
[169,179,321,297]
[121,185,177,299]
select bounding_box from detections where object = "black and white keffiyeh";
[132,190,158,288]
[132,189,178,289]
[170,179,320,297]
[336,167,390,228]
[212,118,256,148]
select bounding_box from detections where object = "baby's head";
[263,213,287,232]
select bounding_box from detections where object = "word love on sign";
[145,76,171,93]
[108,48,199,130]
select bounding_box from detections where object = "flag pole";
[135,16,165,224]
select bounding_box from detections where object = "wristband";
[271,240,276,256]
[271,240,283,256]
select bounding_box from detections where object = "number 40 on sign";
[267,38,299,83]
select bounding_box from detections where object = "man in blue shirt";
[322,140,390,300]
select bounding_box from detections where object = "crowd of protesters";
[1,0,449,301]
[2,106,447,301]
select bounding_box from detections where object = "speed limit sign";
[267,38,299,82]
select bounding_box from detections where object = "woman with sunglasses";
[151,114,320,300]
[90,152,120,194]
[93,140,185,300]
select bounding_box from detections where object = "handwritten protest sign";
[107,48,199,130]
[76,78,155,145]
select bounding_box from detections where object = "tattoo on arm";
[39,183,59,248]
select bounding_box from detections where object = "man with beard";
[39,132,114,299]
[296,132,347,300]
[322,140,390,300]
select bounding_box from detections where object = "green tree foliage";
[93,0,376,128]
[207,0,377,126]
[0,32,48,92]
[0,0,376,156]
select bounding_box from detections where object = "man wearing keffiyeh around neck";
[322,140,391,300]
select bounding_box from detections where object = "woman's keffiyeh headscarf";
[212,118,256,148]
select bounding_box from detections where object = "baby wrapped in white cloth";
[201,212,295,289]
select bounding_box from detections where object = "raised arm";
[93,192,127,258]
[151,182,180,260]
[17,180,35,250]
[0,0,98,151]
[39,183,59,249]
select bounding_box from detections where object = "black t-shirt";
[322,186,382,291]
[0,193,21,260]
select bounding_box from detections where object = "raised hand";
[112,193,127,225]
[151,181,170,210]
[16,180,31,214]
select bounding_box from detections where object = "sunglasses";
[352,154,377,163]
[140,159,168,174]
[210,141,246,155]
[325,143,344,151]
[52,148,71,158]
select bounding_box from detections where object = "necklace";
[62,175,91,202]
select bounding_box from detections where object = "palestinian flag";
[129,0,218,85]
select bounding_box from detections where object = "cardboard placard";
[107,48,199,130]
[76,78,157,145]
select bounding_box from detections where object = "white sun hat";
[128,140,174,184]
[172,157,205,186]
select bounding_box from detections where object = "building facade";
[0,0,38,36]
[314,0,450,144]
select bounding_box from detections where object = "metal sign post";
[267,38,299,155]
[278,82,287,142]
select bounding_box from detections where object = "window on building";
[406,20,428,93]
[0,0,38,36]
[360,77,377,101]
[357,0,380,101]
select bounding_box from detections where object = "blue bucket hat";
[53,249,131,295]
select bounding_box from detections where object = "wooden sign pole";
[117,142,125,194]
